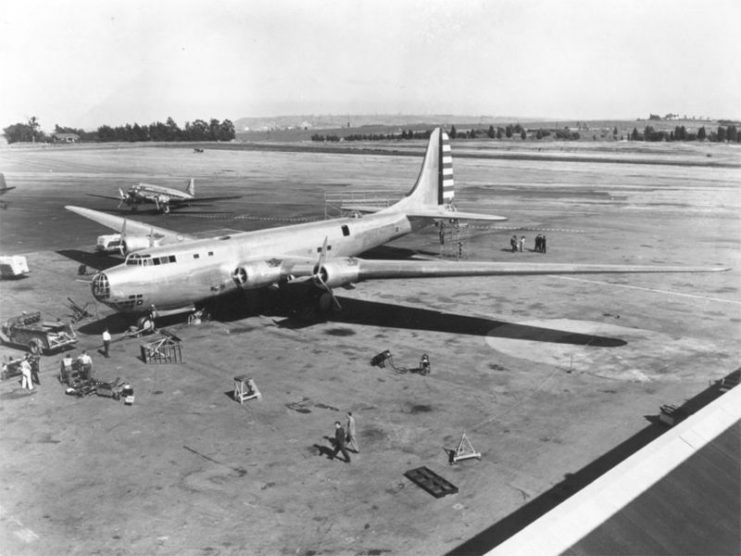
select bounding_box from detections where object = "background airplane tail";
[185,178,195,196]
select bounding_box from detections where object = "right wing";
[65,205,194,243]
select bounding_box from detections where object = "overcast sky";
[1,0,739,131]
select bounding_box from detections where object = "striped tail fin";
[398,128,454,208]
[390,128,507,221]
[439,131,454,205]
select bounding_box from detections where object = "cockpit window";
[125,253,176,266]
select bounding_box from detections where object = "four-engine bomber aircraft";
[0,173,16,209]
[66,128,727,323]
[88,178,240,214]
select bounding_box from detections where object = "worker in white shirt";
[102,329,112,358]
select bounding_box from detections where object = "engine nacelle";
[232,261,284,289]
[313,259,361,288]
[121,236,154,255]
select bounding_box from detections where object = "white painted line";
[556,276,741,306]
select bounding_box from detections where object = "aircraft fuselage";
[92,211,416,314]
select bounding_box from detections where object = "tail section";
[185,178,195,197]
[399,128,453,209]
[439,132,455,205]
[390,128,506,222]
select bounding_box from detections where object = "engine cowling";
[232,261,284,289]
[121,236,153,255]
[313,258,361,288]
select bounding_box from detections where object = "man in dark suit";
[331,421,351,463]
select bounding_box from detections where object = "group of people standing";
[534,234,547,253]
[510,234,547,253]
[510,235,526,252]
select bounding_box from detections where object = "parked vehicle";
[0,312,78,354]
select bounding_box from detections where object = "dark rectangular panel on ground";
[405,466,458,498]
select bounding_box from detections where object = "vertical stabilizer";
[0,173,6,190]
[185,178,195,197]
[396,128,454,210]
[388,128,507,221]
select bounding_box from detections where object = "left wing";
[311,257,730,287]
[65,205,194,243]
[87,193,123,202]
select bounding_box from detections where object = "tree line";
[311,124,580,142]
[629,125,739,142]
[2,116,235,144]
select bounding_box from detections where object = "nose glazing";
[92,272,110,300]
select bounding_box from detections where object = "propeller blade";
[119,219,128,256]
[313,237,342,310]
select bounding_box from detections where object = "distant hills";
[233,114,549,132]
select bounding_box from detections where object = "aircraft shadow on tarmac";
[75,286,626,347]
[57,249,121,271]
[273,296,627,347]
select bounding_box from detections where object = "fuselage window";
[208,251,214,256]
[153,259,161,265]
[342,225,350,237]
[193,253,200,259]
[169,255,176,263]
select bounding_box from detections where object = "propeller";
[117,187,127,209]
[119,218,128,256]
[312,237,342,311]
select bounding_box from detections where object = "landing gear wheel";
[136,316,155,334]
[28,339,43,355]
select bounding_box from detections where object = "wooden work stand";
[234,376,261,404]
[449,432,481,464]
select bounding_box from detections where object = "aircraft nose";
[91,272,111,301]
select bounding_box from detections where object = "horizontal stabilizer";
[340,204,384,214]
[405,208,508,221]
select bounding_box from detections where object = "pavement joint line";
[554,276,741,305]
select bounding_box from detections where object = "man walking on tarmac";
[331,421,351,463]
[346,412,359,453]
[102,329,111,358]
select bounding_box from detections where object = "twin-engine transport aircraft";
[66,128,727,321]
[88,178,240,214]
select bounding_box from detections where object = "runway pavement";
[0,140,739,554]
